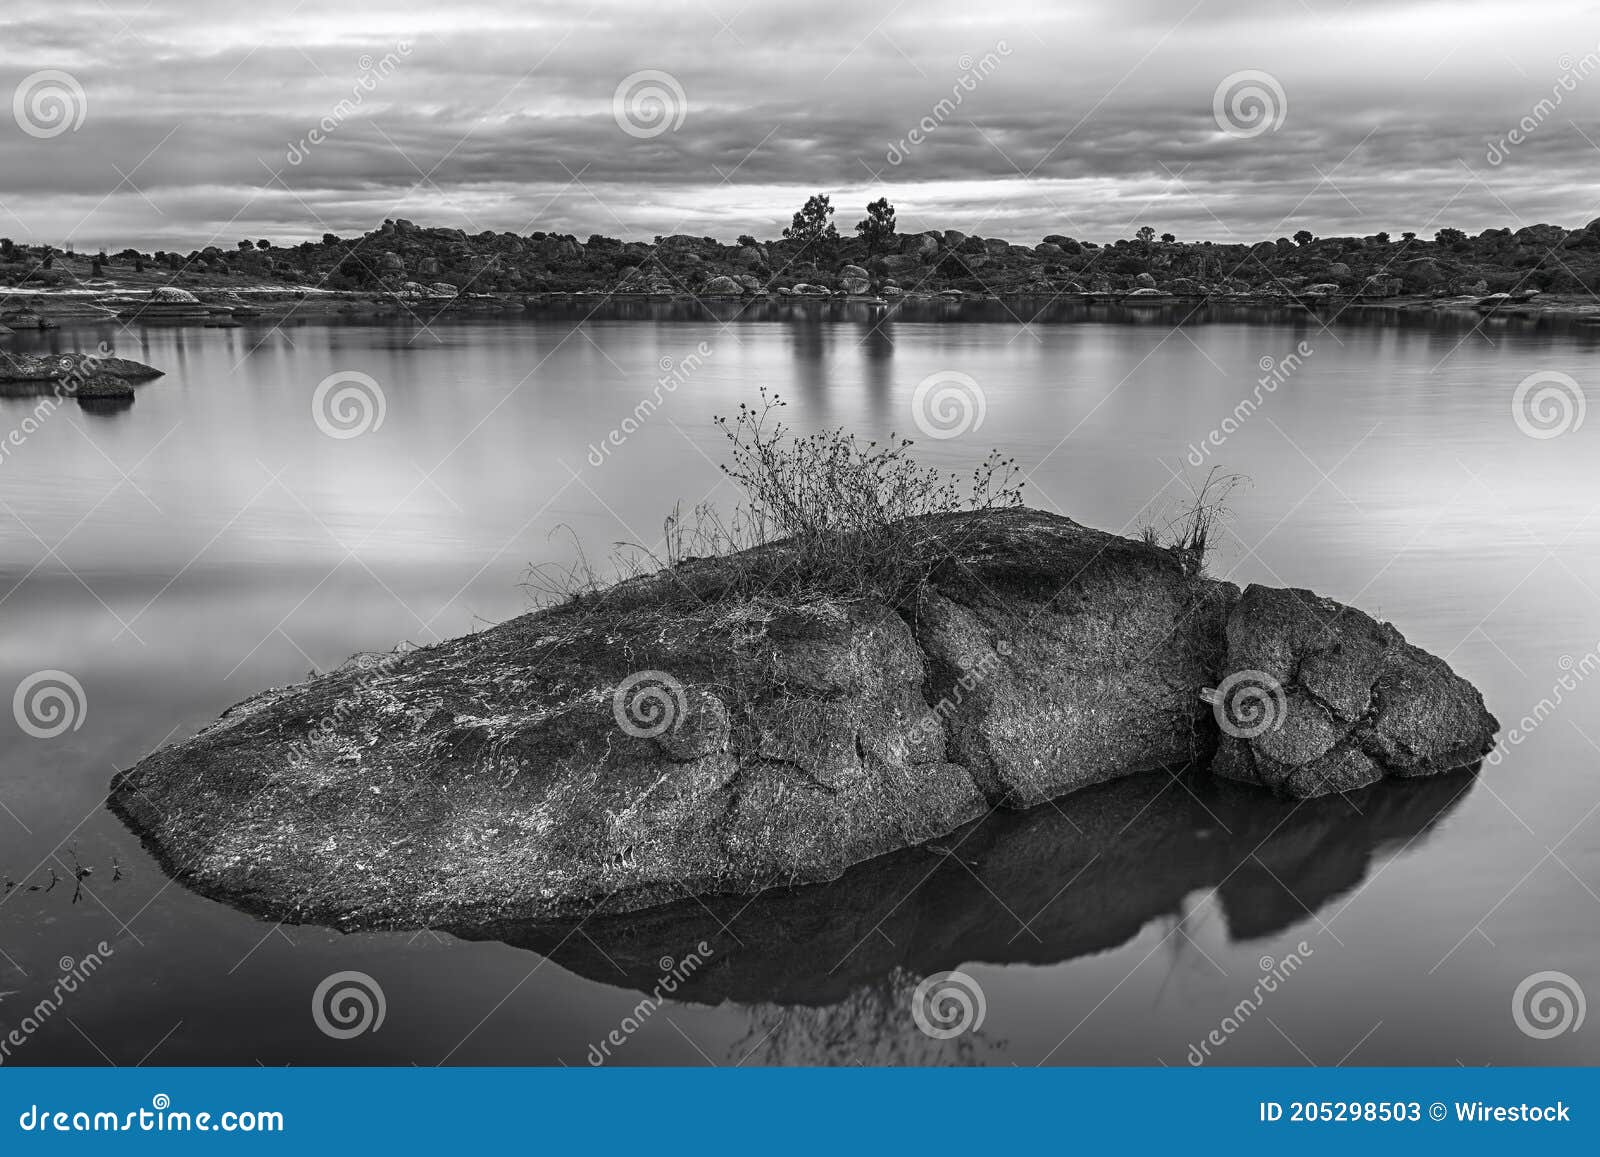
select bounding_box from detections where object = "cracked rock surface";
[1208,585,1498,797]
[109,509,1497,930]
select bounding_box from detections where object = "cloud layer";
[4,0,1600,249]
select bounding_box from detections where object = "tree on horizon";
[784,194,839,266]
[855,197,897,256]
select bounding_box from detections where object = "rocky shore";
[110,509,1497,933]
[6,214,1600,326]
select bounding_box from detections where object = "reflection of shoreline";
[477,766,1476,1008]
[11,296,1600,334]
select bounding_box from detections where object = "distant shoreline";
[5,284,1600,335]
[4,215,1599,336]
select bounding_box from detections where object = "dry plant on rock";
[1140,467,1244,577]
[526,388,1024,610]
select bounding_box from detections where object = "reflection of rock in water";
[474,766,1475,1008]
[729,970,1006,1066]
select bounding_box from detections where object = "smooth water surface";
[1,301,1596,1065]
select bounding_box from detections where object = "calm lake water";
[1,300,1596,1066]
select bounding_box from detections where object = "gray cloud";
[3,0,1599,248]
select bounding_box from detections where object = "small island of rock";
[109,508,1497,933]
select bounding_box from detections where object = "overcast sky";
[3,0,1600,250]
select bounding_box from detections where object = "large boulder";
[702,275,743,296]
[1042,235,1083,255]
[1402,258,1446,289]
[110,510,1496,932]
[1208,586,1497,797]
[1512,224,1567,246]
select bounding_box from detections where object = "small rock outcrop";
[1209,585,1496,797]
[0,351,163,398]
[110,510,1496,931]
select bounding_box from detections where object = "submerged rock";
[110,509,1496,930]
[71,374,137,398]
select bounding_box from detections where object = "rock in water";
[109,509,1496,930]
[0,351,163,387]
[1208,585,1497,796]
[72,374,136,399]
